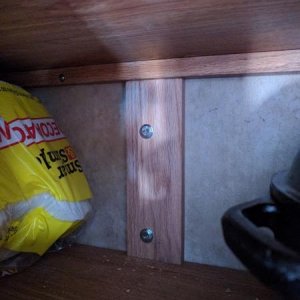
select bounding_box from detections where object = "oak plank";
[126,79,183,264]
[0,245,281,300]
[1,1,300,71]
[2,50,300,88]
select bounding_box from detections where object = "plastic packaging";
[0,81,92,276]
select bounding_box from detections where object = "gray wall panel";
[30,83,127,251]
[185,75,300,268]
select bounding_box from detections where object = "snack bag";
[0,81,92,275]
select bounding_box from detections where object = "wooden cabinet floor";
[0,245,281,300]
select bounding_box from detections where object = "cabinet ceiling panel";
[1,0,300,71]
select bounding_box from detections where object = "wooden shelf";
[2,50,300,88]
[0,245,280,300]
[1,1,300,73]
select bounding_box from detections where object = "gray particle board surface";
[30,83,126,251]
[184,75,300,268]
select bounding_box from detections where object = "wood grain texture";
[0,245,281,300]
[126,79,183,264]
[2,50,300,87]
[1,1,300,72]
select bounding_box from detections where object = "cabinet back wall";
[30,74,300,269]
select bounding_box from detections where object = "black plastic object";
[222,149,300,299]
[222,199,300,299]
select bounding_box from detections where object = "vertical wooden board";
[126,79,183,264]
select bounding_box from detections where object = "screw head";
[139,124,153,139]
[140,228,154,243]
[59,74,65,82]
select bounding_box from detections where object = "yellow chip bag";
[0,81,92,274]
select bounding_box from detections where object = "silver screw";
[139,124,153,139]
[59,74,65,82]
[140,228,154,243]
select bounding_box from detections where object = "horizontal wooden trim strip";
[1,50,300,87]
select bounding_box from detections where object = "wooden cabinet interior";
[1,1,300,86]
[0,0,300,271]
